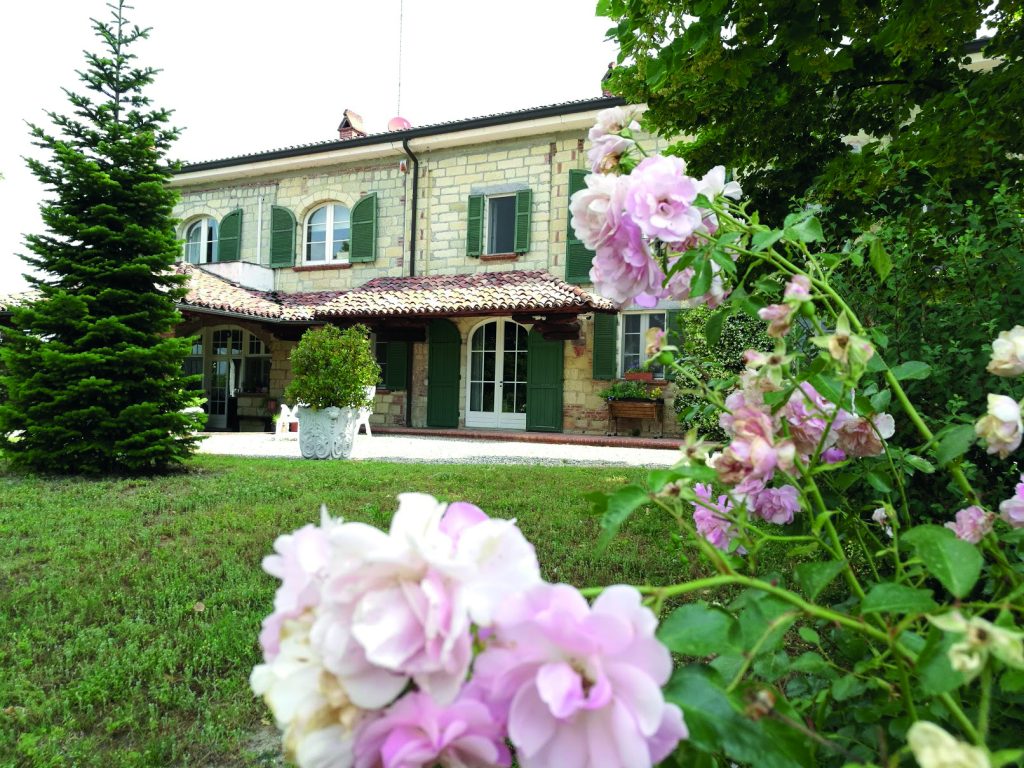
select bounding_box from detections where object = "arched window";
[183,218,218,264]
[305,204,351,262]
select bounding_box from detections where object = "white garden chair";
[354,385,376,437]
[276,404,300,439]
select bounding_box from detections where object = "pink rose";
[945,506,994,544]
[758,303,794,337]
[354,689,511,768]
[999,477,1024,528]
[751,485,800,525]
[835,413,895,458]
[624,155,703,244]
[475,584,688,768]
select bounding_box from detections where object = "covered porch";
[173,264,616,434]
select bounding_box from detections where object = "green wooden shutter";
[427,319,461,427]
[526,329,564,432]
[666,309,683,350]
[466,195,484,258]
[218,209,242,262]
[269,206,296,268]
[513,189,532,253]
[592,312,619,380]
[349,193,377,263]
[384,341,408,390]
[566,169,596,284]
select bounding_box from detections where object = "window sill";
[292,262,352,272]
[480,252,518,263]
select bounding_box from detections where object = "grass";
[0,455,688,767]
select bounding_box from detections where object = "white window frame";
[484,194,516,255]
[304,203,351,263]
[183,217,218,264]
[620,311,667,378]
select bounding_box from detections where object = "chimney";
[337,109,366,140]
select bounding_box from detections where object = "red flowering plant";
[573,106,1024,767]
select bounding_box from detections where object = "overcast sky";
[0,0,618,292]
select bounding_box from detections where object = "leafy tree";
[600,0,1024,229]
[0,1,202,474]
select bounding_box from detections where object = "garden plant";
[251,107,1024,767]
[0,1,202,474]
[284,324,380,460]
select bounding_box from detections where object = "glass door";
[466,320,527,430]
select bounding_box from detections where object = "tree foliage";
[0,1,202,474]
[600,0,1024,228]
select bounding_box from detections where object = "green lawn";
[0,455,687,767]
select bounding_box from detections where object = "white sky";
[0,0,618,292]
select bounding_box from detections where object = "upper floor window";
[184,218,218,264]
[467,189,531,258]
[487,195,516,254]
[305,204,351,262]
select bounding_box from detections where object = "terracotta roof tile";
[4,265,614,321]
[176,263,284,319]
[178,264,615,321]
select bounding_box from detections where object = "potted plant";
[284,324,380,459]
[624,366,654,382]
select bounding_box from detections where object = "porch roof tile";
[177,263,614,321]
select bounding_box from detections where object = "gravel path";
[196,432,680,468]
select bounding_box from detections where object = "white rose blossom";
[927,611,1024,681]
[907,721,991,768]
[987,325,1024,377]
[974,394,1023,459]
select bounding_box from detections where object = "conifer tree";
[0,1,203,474]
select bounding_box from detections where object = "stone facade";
[171,101,684,438]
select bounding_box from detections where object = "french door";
[465,320,528,430]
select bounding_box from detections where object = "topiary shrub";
[672,306,773,441]
[284,324,380,411]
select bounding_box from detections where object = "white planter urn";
[297,406,358,460]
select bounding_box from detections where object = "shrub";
[673,306,773,441]
[283,324,380,411]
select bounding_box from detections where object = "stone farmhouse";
[169,96,686,436]
[3,97,686,437]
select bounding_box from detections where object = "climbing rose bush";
[563,107,1024,767]
[252,494,686,768]
[255,107,1024,767]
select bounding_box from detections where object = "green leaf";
[595,0,612,15]
[869,389,891,413]
[891,361,931,381]
[664,667,813,768]
[782,212,824,244]
[902,525,983,598]
[594,484,650,550]
[935,423,977,466]
[903,454,936,474]
[645,469,681,493]
[999,668,1024,694]
[750,228,784,252]
[691,258,712,297]
[861,583,938,615]
[705,306,731,346]
[917,628,968,695]
[868,237,892,283]
[794,561,846,600]
[797,626,820,645]
[992,749,1024,768]
[831,674,867,701]
[791,651,831,675]
[864,468,893,494]
[658,602,741,657]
